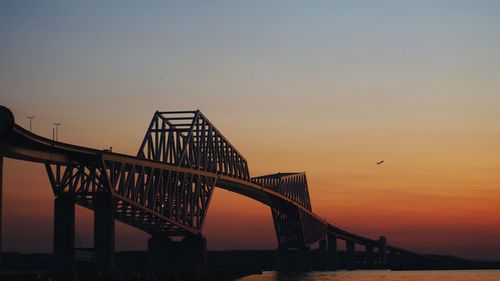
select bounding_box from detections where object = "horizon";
[1,1,499,261]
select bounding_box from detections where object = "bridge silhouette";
[0,106,435,279]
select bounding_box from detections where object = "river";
[238,270,500,281]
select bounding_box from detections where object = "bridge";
[0,106,436,279]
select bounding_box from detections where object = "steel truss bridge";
[0,105,436,276]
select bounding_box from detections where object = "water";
[237,270,500,281]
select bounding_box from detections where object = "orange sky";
[2,120,499,260]
[1,1,500,260]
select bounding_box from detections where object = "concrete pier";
[379,236,387,266]
[148,234,207,269]
[276,247,311,271]
[94,192,115,271]
[365,244,374,267]
[181,235,207,267]
[326,234,338,270]
[318,238,328,270]
[147,234,175,269]
[53,193,75,281]
[346,240,356,270]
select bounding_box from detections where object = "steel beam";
[271,206,305,249]
[137,110,250,180]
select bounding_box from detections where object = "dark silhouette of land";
[1,250,499,280]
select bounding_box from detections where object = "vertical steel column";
[346,240,356,270]
[53,193,75,281]
[94,192,115,271]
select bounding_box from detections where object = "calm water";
[237,270,500,281]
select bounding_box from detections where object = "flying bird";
[377,160,384,165]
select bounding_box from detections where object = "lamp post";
[26,116,35,132]
[53,123,61,141]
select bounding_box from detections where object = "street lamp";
[26,116,35,132]
[52,123,61,141]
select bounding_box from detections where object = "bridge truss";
[0,105,439,275]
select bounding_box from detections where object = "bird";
[376,160,384,165]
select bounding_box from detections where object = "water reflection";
[238,270,500,281]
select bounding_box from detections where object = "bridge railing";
[137,110,250,181]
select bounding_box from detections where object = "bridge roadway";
[0,105,432,275]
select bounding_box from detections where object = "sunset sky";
[1,1,499,260]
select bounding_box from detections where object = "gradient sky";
[1,1,499,260]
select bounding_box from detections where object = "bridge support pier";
[320,234,338,271]
[148,234,207,270]
[378,236,387,267]
[318,239,328,270]
[148,234,175,269]
[345,240,356,270]
[365,245,374,268]
[94,192,115,271]
[53,193,75,281]
[181,235,207,267]
[276,248,311,271]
